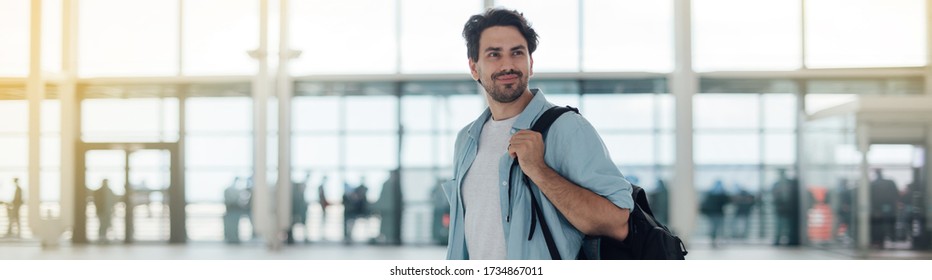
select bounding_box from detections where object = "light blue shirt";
[442,89,634,260]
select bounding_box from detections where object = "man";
[6,178,23,237]
[700,180,729,247]
[317,175,330,236]
[442,8,633,260]
[287,172,311,244]
[870,169,900,248]
[373,169,403,245]
[93,179,116,242]
[772,168,800,246]
[223,177,243,243]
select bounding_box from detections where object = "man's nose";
[499,57,517,72]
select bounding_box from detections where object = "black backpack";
[511,105,688,260]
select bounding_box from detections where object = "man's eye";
[513,51,524,56]
[488,53,500,58]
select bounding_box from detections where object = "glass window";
[0,0,29,76]
[658,94,675,130]
[659,132,675,165]
[186,97,252,132]
[400,0,481,73]
[82,98,178,142]
[290,0,398,74]
[293,135,340,168]
[293,96,340,132]
[804,93,857,115]
[345,135,397,168]
[545,93,580,108]
[582,94,655,131]
[494,0,580,72]
[764,133,796,165]
[40,170,60,201]
[0,101,27,133]
[41,100,60,134]
[401,95,434,132]
[693,0,801,71]
[762,94,796,130]
[42,0,63,73]
[183,0,258,75]
[695,168,761,192]
[806,0,926,68]
[85,150,126,195]
[345,96,397,131]
[402,134,433,167]
[603,134,654,165]
[695,133,761,164]
[40,101,62,201]
[446,94,484,132]
[868,144,916,165]
[79,0,179,76]
[583,0,674,72]
[186,136,252,167]
[834,144,861,165]
[439,133,455,168]
[0,138,27,168]
[186,170,246,203]
[694,94,759,130]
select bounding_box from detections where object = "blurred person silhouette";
[730,185,756,240]
[244,175,256,240]
[700,179,730,247]
[773,168,801,246]
[317,175,330,239]
[93,179,117,243]
[287,172,311,244]
[343,177,369,244]
[373,169,403,245]
[431,178,450,245]
[223,177,244,243]
[5,178,23,238]
[341,182,354,243]
[648,178,670,225]
[834,178,854,242]
[870,169,900,248]
[903,167,928,249]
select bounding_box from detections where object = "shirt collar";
[466,88,551,140]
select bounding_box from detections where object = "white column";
[250,0,275,248]
[926,0,931,95]
[54,0,78,244]
[276,0,298,240]
[670,0,698,242]
[26,0,49,245]
[926,125,932,236]
[856,124,871,254]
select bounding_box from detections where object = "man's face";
[470,26,533,104]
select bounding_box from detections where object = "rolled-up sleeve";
[546,114,634,210]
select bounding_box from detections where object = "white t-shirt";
[462,116,517,260]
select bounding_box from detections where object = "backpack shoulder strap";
[519,105,579,260]
[631,184,654,217]
[530,105,579,136]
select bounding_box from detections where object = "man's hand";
[508,129,631,241]
[508,130,548,178]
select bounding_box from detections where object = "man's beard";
[482,70,527,103]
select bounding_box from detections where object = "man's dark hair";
[462,8,539,62]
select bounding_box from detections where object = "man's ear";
[469,59,480,82]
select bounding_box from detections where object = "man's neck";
[487,89,534,121]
